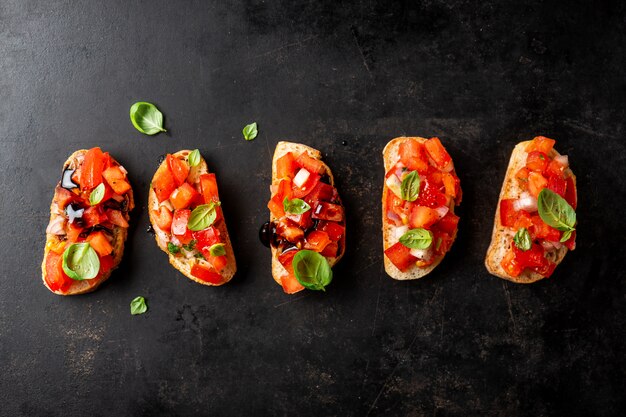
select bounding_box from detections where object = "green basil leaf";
[188,149,201,167]
[167,242,180,254]
[62,243,100,280]
[194,252,206,260]
[183,239,197,251]
[89,183,105,206]
[537,188,576,232]
[399,228,433,249]
[130,296,148,315]
[187,202,220,231]
[283,197,311,215]
[400,171,420,202]
[560,229,572,243]
[242,122,258,141]
[209,243,226,257]
[513,227,532,251]
[292,250,333,291]
[129,102,166,135]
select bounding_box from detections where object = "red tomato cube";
[384,242,417,272]
[276,152,298,179]
[191,264,223,284]
[409,206,439,229]
[526,151,549,172]
[296,152,325,174]
[167,154,190,186]
[152,162,177,203]
[526,136,555,154]
[424,137,452,170]
[303,230,331,252]
[399,140,429,173]
[170,182,201,210]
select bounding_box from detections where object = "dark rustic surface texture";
[1,1,625,416]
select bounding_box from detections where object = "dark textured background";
[1,1,625,416]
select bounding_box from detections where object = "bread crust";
[148,150,236,286]
[270,141,346,287]
[382,137,459,280]
[484,141,577,283]
[41,149,134,295]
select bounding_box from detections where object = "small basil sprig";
[292,250,333,291]
[400,171,420,202]
[209,243,226,257]
[130,296,148,315]
[399,228,433,249]
[62,243,100,280]
[283,197,311,215]
[89,183,105,205]
[130,102,166,135]
[187,202,220,231]
[537,188,576,242]
[513,228,532,251]
[188,149,201,167]
[242,122,258,141]
[167,242,180,254]
[183,240,197,251]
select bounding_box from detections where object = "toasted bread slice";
[382,137,460,280]
[270,141,346,287]
[148,150,236,286]
[485,141,577,283]
[41,149,134,295]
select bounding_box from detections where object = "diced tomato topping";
[304,182,334,204]
[500,199,518,227]
[268,179,292,218]
[424,137,452,170]
[296,152,325,175]
[514,243,548,269]
[528,172,548,197]
[563,230,576,250]
[80,147,107,190]
[526,151,549,172]
[276,152,298,179]
[501,248,523,277]
[564,176,577,209]
[102,166,131,195]
[386,192,409,223]
[547,174,567,198]
[167,154,190,186]
[277,250,305,294]
[311,202,344,222]
[170,182,201,210]
[44,252,73,293]
[199,173,220,203]
[384,242,417,272]
[513,209,533,229]
[172,209,193,244]
[434,211,459,235]
[55,187,76,209]
[106,209,129,228]
[304,230,331,252]
[415,178,448,208]
[82,206,107,228]
[433,231,454,256]
[545,159,566,178]
[399,140,429,173]
[190,264,223,284]
[530,215,561,241]
[442,173,459,199]
[206,255,228,272]
[515,167,530,189]
[86,231,113,256]
[98,254,115,275]
[409,206,439,229]
[319,221,345,241]
[526,136,555,154]
[292,173,320,199]
[66,223,82,243]
[321,242,339,257]
[152,206,173,232]
[152,162,177,203]
[193,226,221,252]
[275,220,304,243]
[286,210,313,230]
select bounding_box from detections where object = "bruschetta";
[485,136,577,283]
[148,150,236,286]
[265,142,346,293]
[42,147,134,295]
[382,137,462,280]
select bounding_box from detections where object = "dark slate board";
[1,1,624,416]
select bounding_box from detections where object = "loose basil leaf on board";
[89,183,105,206]
[399,228,433,249]
[242,122,258,141]
[188,149,201,167]
[187,202,220,231]
[513,227,532,251]
[167,242,180,254]
[292,250,333,291]
[62,243,100,280]
[400,171,420,202]
[537,188,576,233]
[129,102,166,135]
[283,197,311,215]
[130,296,148,315]
[209,243,226,257]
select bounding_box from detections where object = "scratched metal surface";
[1,1,625,416]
